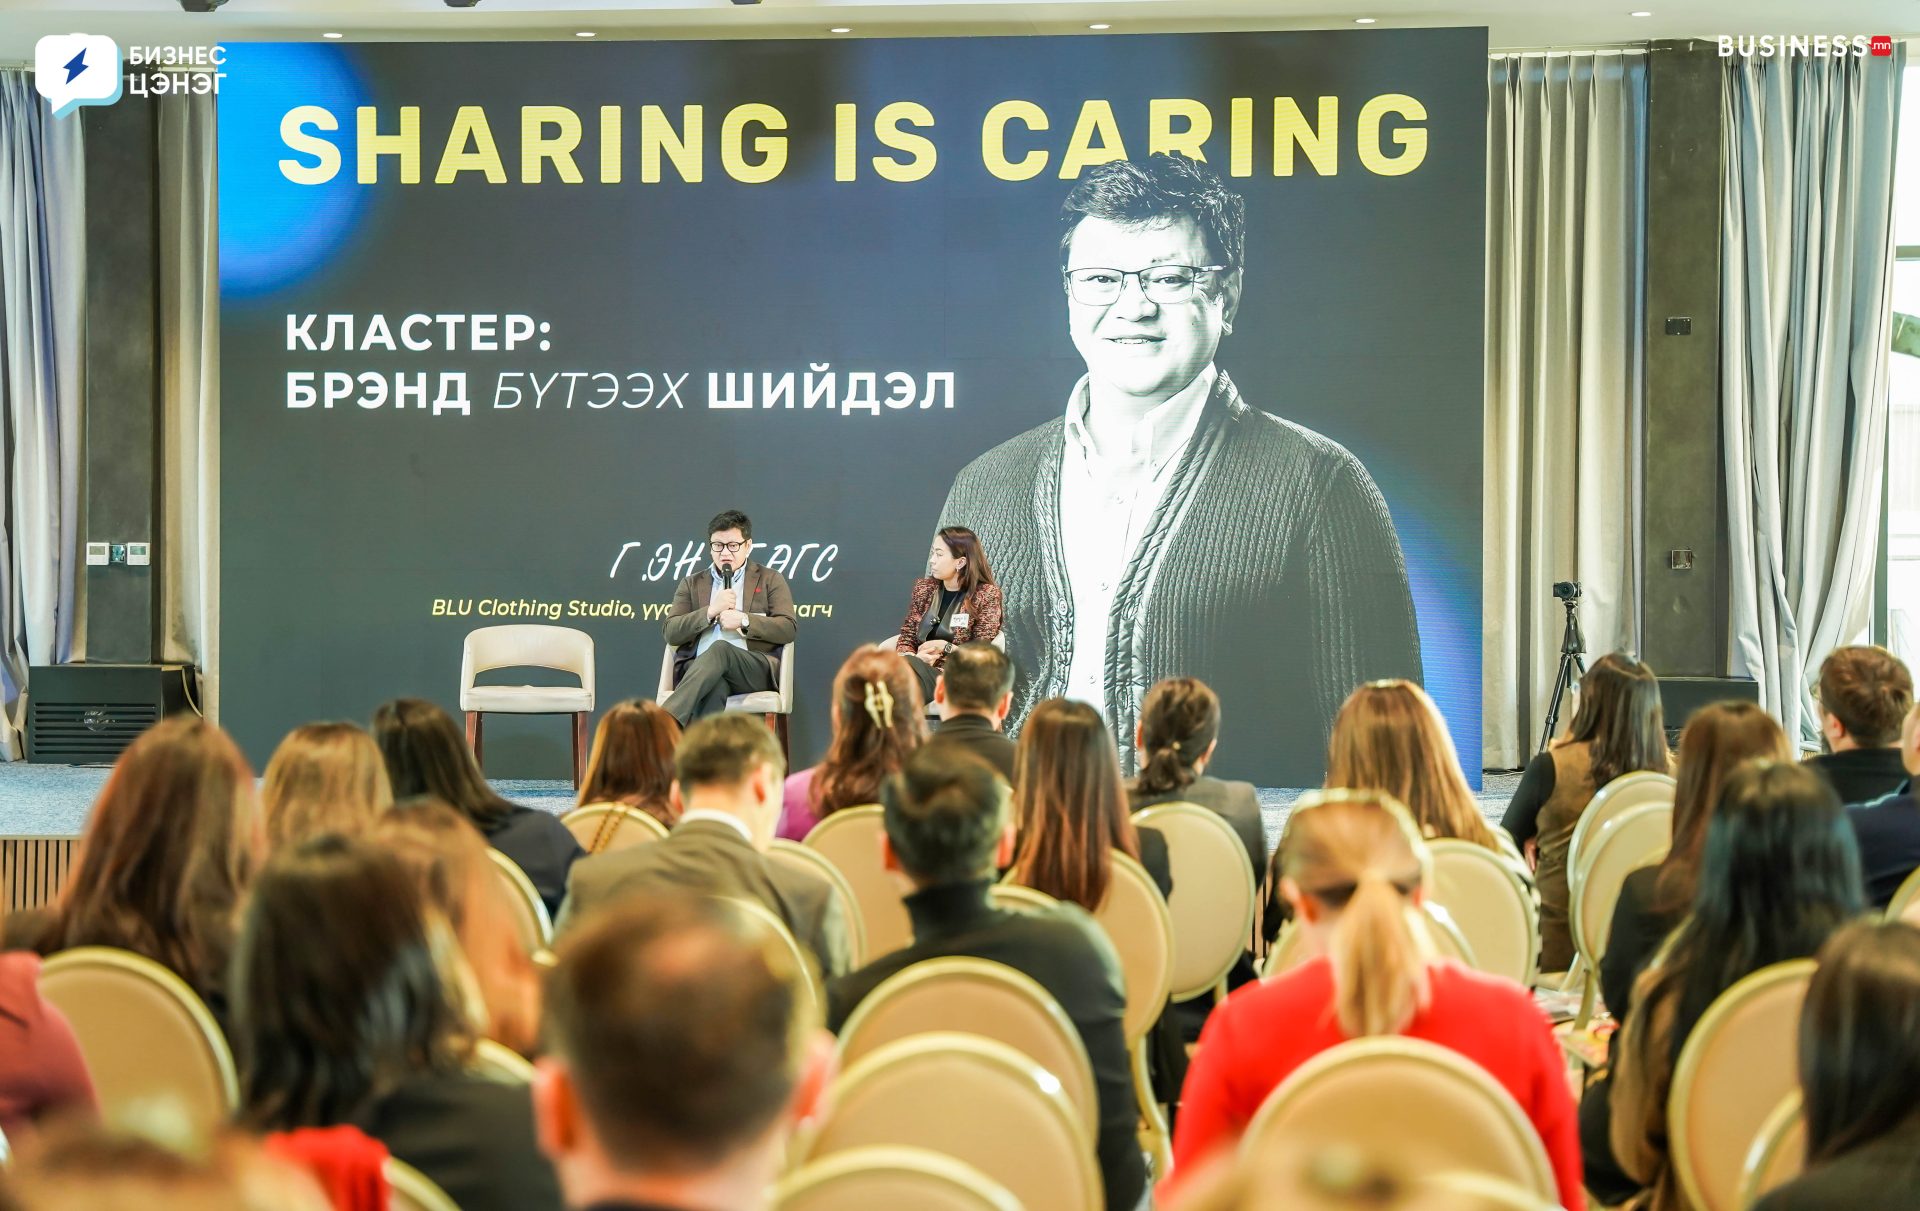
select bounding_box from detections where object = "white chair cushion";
[461,685,594,713]
[728,691,785,713]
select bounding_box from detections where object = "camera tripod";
[1537,595,1586,756]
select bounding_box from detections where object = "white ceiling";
[1,0,1915,57]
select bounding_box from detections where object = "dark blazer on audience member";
[1130,775,1266,882]
[1806,747,1911,808]
[483,805,584,921]
[925,713,1017,784]
[825,879,1143,1211]
[1599,866,1679,1022]
[1137,825,1174,901]
[1844,782,1920,910]
[558,818,849,978]
[354,1070,562,1211]
[1752,1119,1920,1211]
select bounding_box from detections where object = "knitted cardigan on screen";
[937,370,1422,781]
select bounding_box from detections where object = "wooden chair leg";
[572,712,590,790]
[466,712,484,769]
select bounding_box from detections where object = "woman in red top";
[1172,790,1583,1210]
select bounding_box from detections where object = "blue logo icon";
[35,34,122,118]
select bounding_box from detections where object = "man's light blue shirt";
[695,563,750,657]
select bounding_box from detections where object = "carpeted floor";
[0,762,1522,850]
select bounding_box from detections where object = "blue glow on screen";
[1397,510,1483,786]
[219,44,370,298]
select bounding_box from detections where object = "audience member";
[25,716,258,1018]
[232,835,561,1211]
[824,746,1144,1211]
[1840,701,1920,909]
[1580,700,1791,1205]
[0,1124,332,1211]
[1128,677,1264,882]
[0,949,95,1141]
[924,640,1018,783]
[1327,679,1512,859]
[1805,645,1913,805]
[776,646,925,841]
[1608,761,1864,1211]
[1010,697,1171,906]
[560,714,848,979]
[533,895,834,1211]
[260,722,393,850]
[575,700,682,840]
[374,800,542,1057]
[372,697,583,918]
[1753,921,1920,1210]
[1173,790,1583,1211]
[1502,652,1671,971]
[895,526,1005,705]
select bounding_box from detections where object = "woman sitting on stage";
[777,646,927,841]
[895,526,1004,705]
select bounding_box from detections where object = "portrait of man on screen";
[937,151,1423,779]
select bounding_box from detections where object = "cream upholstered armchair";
[459,624,595,786]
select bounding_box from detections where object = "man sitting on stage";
[661,510,798,726]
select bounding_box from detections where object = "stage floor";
[0,763,1521,851]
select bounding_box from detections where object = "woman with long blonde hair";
[776,646,927,841]
[1174,791,1582,1209]
[1327,681,1500,851]
[261,722,393,849]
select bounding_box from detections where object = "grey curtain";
[158,93,219,720]
[1485,52,1649,768]
[1722,48,1904,746]
[0,74,85,760]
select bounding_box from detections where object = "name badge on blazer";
[952,612,970,629]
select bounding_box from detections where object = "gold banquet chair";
[1669,960,1816,1211]
[769,839,868,968]
[1243,1036,1558,1203]
[1133,802,1257,1004]
[657,641,797,762]
[1082,852,1175,1175]
[774,1145,1022,1211]
[1262,901,1477,978]
[561,803,668,854]
[469,1038,536,1084]
[1885,864,1920,924]
[724,896,823,1022]
[459,623,596,787]
[385,1158,460,1211]
[39,947,238,1141]
[487,848,554,953]
[1566,771,1677,891]
[1426,840,1540,988]
[1739,1093,1805,1210]
[802,805,912,961]
[797,1033,1102,1211]
[836,955,1099,1141]
[1567,803,1672,1027]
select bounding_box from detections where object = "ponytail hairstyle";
[812,646,928,818]
[1277,790,1434,1038]
[1011,698,1140,910]
[1132,677,1221,796]
[1324,680,1497,851]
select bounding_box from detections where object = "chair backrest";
[487,848,554,953]
[1571,803,1673,974]
[1083,852,1174,1044]
[1427,840,1539,987]
[987,883,1060,914]
[1886,863,1920,923]
[1669,960,1815,1211]
[385,1158,460,1211]
[724,896,822,1020]
[769,839,869,968]
[802,805,913,960]
[1242,1036,1557,1202]
[773,1145,1023,1211]
[1133,803,1257,1001]
[836,956,1099,1140]
[39,947,238,1140]
[1262,903,1476,979]
[656,645,677,700]
[800,1033,1102,1211]
[461,624,594,692]
[561,803,669,854]
[1739,1092,1805,1210]
[1567,770,1676,886]
[469,1038,535,1084]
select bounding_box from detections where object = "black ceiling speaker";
[178,0,228,10]
[443,0,483,6]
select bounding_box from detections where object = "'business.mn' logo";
[35,34,122,118]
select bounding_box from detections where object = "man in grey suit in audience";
[557,713,849,979]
